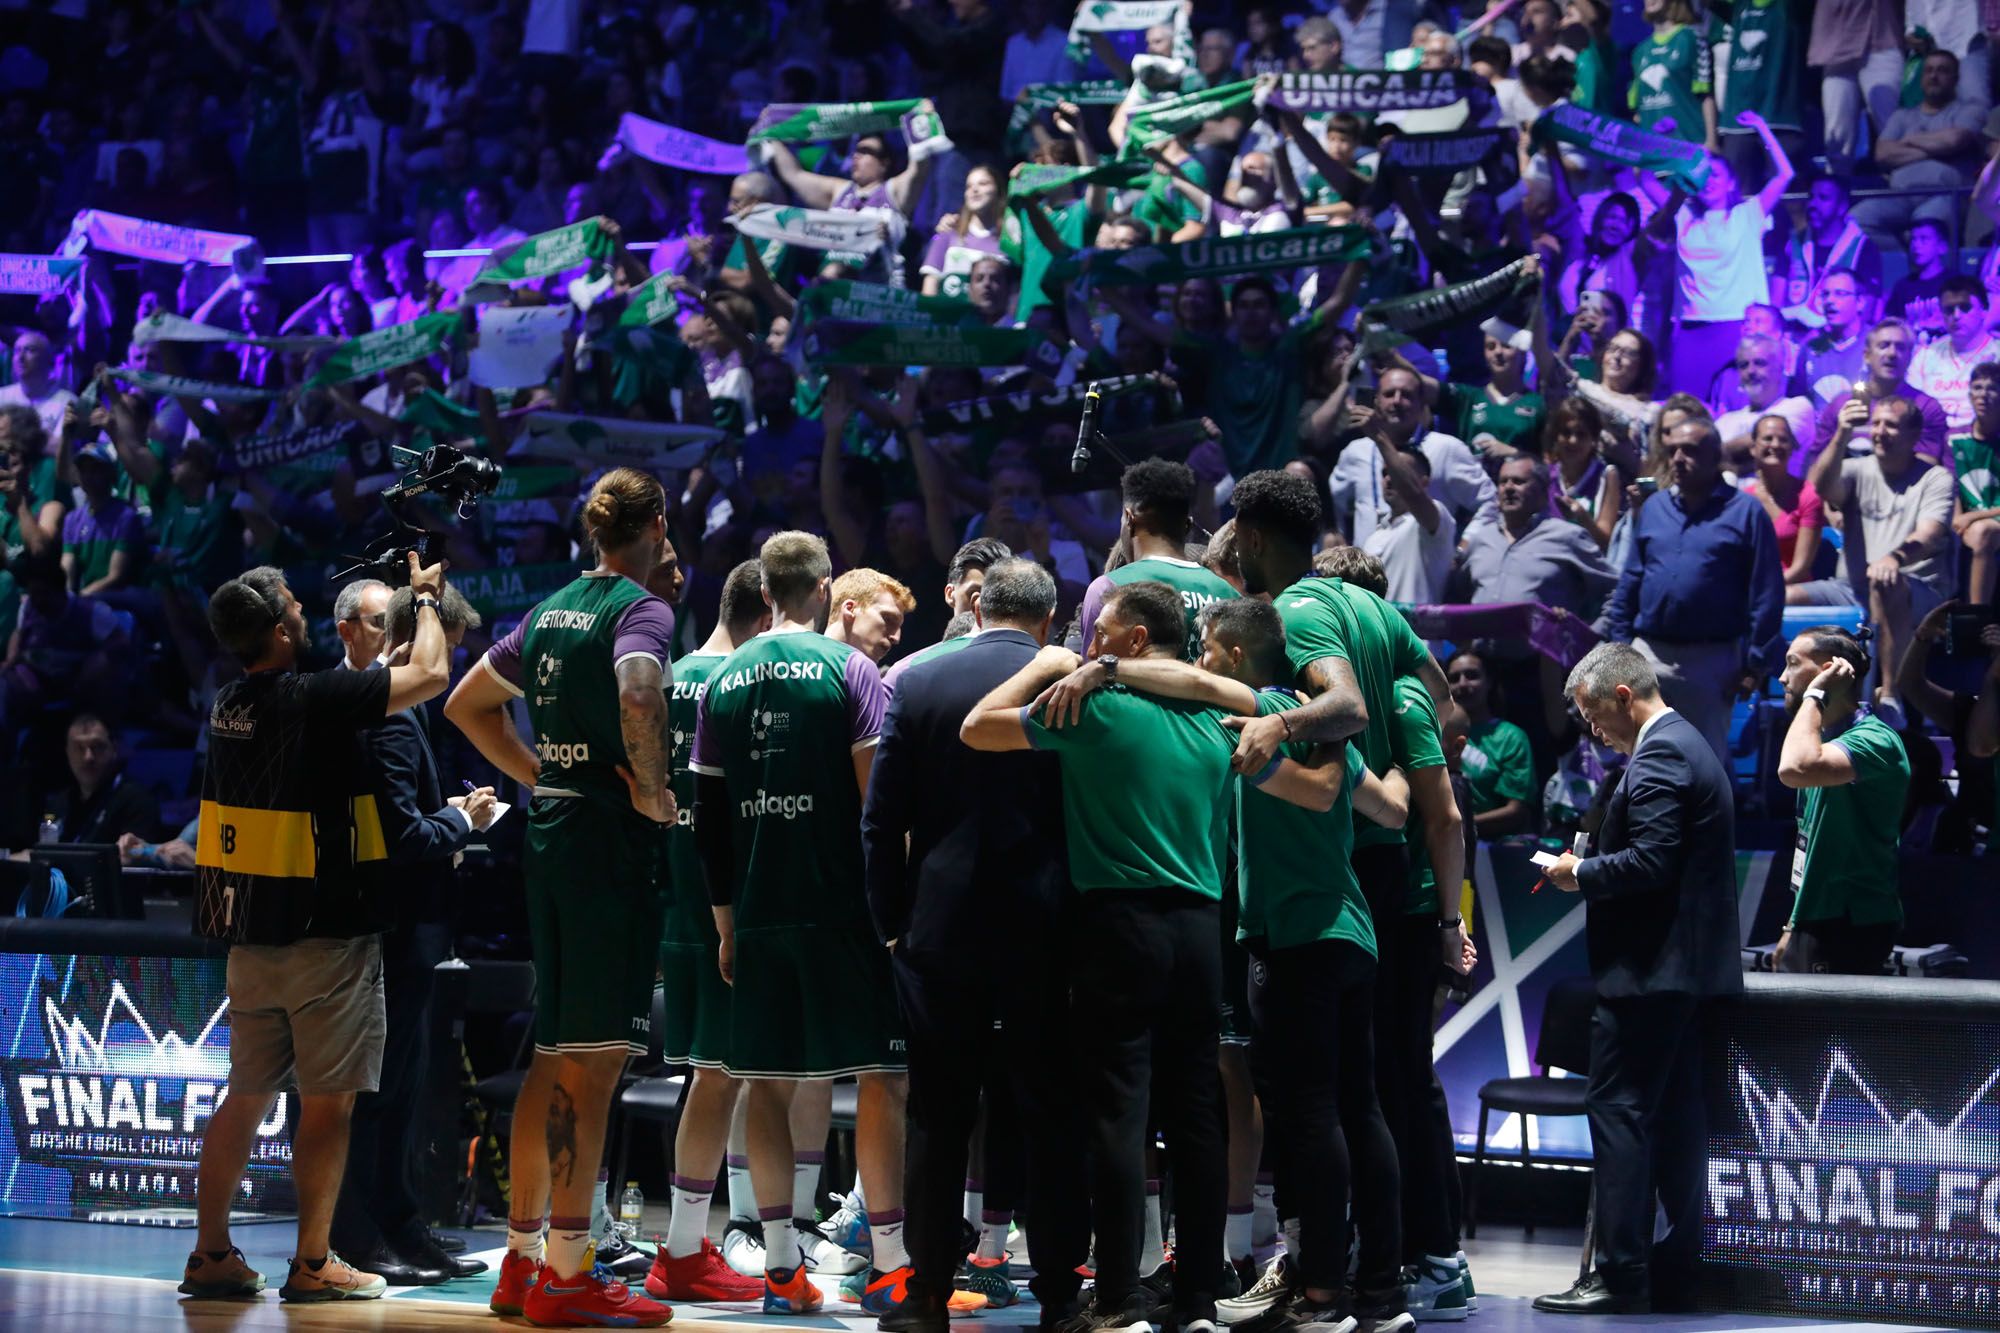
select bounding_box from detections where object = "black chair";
[606,986,686,1199]
[1466,975,1597,1239]
[458,960,538,1225]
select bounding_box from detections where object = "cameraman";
[331,583,495,1285]
[182,552,453,1305]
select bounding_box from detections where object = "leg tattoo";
[547,1083,579,1188]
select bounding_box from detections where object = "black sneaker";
[1139,1263,1176,1322]
[1220,1254,1296,1325]
[1057,1301,1157,1333]
[594,1228,652,1280]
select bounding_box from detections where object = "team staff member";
[1774,626,1909,975]
[863,558,1088,1331]
[1539,644,1742,1316]
[963,581,1236,1333]
[183,552,452,1306]
[643,560,771,1304]
[1078,458,1240,661]
[446,469,679,1329]
[332,585,494,1288]
[689,532,957,1319]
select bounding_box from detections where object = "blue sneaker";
[822,1190,872,1259]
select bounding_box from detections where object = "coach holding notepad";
[1534,642,1743,1317]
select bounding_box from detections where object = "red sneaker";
[523,1265,672,1328]
[492,1250,544,1316]
[645,1237,766,1302]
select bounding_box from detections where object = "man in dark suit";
[860,558,1088,1333]
[1536,642,1744,1316]
[332,585,495,1284]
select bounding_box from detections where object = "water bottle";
[619,1182,645,1232]
[38,814,59,845]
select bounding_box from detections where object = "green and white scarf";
[307,312,462,388]
[1066,0,1192,65]
[1379,129,1508,177]
[0,254,83,296]
[469,218,618,293]
[231,421,364,471]
[1047,225,1374,289]
[729,204,907,254]
[1007,80,1127,138]
[1359,255,1541,350]
[1529,103,1710,193]
[798,320,1066,370]
[131,311,339,351]
[455,560,590,623]
[613,113,751,175]
[1255,70,1479,115]
[62,209,257,266]
[1120,81,1257,159]
[1008,160,1150,200]
[514,413,724,470]
[110,365,279,402]
[921,372,1171,434]
[747,99,923,144]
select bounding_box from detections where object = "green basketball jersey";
[1462,717,1536,815]
[1236,689,1375,954]
[1093,556,1241,660]
[1273,575,1433,848]
[664,650,724,947]
[1630,25,1710,144]
[690,628,886,931]
[520,572,654,806]
[1391,674,1448,915]
[1441,384,1546,454]
[1721,0,1803,132]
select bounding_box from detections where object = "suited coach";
[330,584,496,1284]
[860,557,1089,1332]
[1535,642,1743,1316]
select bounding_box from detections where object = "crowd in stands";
[3,0,2000,860]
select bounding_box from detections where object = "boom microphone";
[1072,381,1102,473]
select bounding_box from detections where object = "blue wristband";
[1250,754,1283,786]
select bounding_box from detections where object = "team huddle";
[433,457,1478,1333]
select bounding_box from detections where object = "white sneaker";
[797,1225,868,1275]
[1454,1251,1478,1315]
[1218,1253,1294,1324]
[820,1190,873,1259]
[721,1220,767,1278]
[1405,1256,1469,1323]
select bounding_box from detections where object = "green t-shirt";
[1274,574,1433,848]
[520,571,654,807]
[1721,0,1803,132]
[1099,555,1240,660]
[1573,36,1617,116]
[1004,197,1092,317]
[1134,157,1209,238]
[1951,432,2000,512]
[1181,319,1322,477]
[1237,690,1375,954]
[147,483,238,593]
[1439,384,1546,455]
[1391,675,1448,915]
[1790,712,1909,928]
[62,496,145,590]
[1630,24,1711,145]
[1461,717,1535,816]
[691,628,884,931]
[664,650,724,947]
[1026,683,1235,898]
[0,455,61,645]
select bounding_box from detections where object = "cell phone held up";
[1941,606,2000,661]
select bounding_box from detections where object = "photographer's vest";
[520,572,648,806]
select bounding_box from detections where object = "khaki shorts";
[227,936,386,1095]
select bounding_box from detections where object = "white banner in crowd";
[613,114,752,176]
[62,209,260,268]
[469,304,576,389]
[727,204,907,253]
[130,311,339,351]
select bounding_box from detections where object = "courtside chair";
[1467,974,1596,1239]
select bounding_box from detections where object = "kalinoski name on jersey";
[713,659,828,692]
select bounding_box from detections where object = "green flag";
[1007,81,1128,138]
[1529,104,1710,193]
[798,320,1067,370]
[400,389,484,441]
[110,366,279,402]
[1359,255,1541,349]
[1046,225,1374,289]
[1120,80,1257,159]
[308,312,461,388]
[470,218,618,289]
[1008,160,1149,200]
[616,273,682,329]
[747,99,923,143]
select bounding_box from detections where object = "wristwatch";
[1802,687,1827,705]
[1097,654,1119,683]
[415,595,440,613]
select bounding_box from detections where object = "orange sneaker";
[492,1250,544,1316]
[763,1263,824,1315]
[646,1237,765,1302]
[849,1265,988,1316]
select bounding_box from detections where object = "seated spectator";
[1816,320,1952,466]
[1807,396,1957,712]
[1854,51,1985,255]
[1355,422,1456,604]
[1465,456,1618,615]
[1737,415,1829,601]
[1446,650,1537,836]
[1899,600,2000,853]
[0,554,130,740]
[61,442,146,599]
[1953,362,2000,606]
[39,712,160,847]
[1331,365,1497,548]
[1911,277,2000,433]
[1798,270,1873,411]
[1884,218,1958,336]
[1715,332,1816,466]
[1783,175,1883,314]
[0,332,78,442]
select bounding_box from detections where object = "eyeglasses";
[344,612,386,630]
[852,144,887,159]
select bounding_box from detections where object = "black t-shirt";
[196,665,391,945]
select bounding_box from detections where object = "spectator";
[1817,319,1954,467]
[1715,333,1816,465]
[1799,270,1874,411]
[147,439,243,599]
[1330,365,1497,549]
[1445,650,1538,836]
[1554,195,1652,325]
[1432,326,1547,464]
[1464,456,1618,616]
[999,0,1081,101]
[1953,362,2000,606]
[0,332,78,442]
[1901,600,2000,851]
[921,166,1007,298]
[1328,0,1417,71]
[1782,176,1884,316]
[61,443,146,599]
[1737,416,1829,600]
[1855,51,1986,253]
[37,713,160,847]
[1353,415,1456,605]
[1807,396,1956,711]
[0,404,66,646]
[1543,398,1625,551]
[1884,218,1958,336]
[0,555,130,751]
[1911,277,2000,433]
[1631,0,1715,147]
[1600,415,1784,764]
[1808,0,1904,175]
[887,0,1006,222]
[1236,6,1291,78]
[1717,0,1806,190]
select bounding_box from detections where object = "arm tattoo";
[1288,658,1369,745]
[616,655,671,798]
[546,1081,579,1188]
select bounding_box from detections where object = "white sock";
[963,1184,984,1232]
[792,1152,825,1222]
[762,1208,802,1271]
[871,1209,909,1271]
[507,1216,547,1261]
[1253,1178,1279,1247]
[727,1155,756,1225]
[591,1171,611,1240]
[1141,1184,1166,1274]
[1226,1207,1254,1262]
[547,1218,593,1280]
[977,1211,1011,1263]
[666,1174,716,1260]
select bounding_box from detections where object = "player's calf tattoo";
[547,1082,579,1187]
